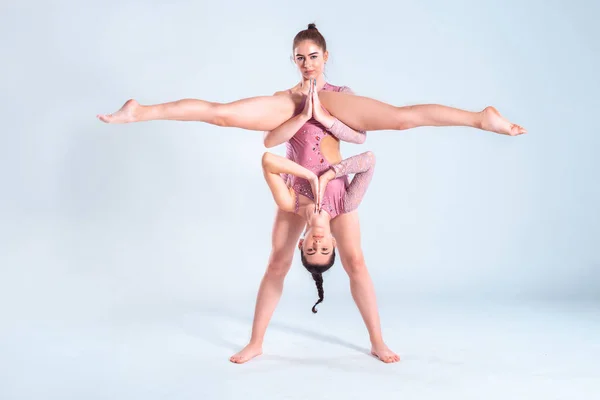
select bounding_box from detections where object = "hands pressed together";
[300,78,334,129]
[301,79,337,213]
[308,165,336,214]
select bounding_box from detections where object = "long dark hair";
[300,249,336,313]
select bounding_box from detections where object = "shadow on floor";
[178,304,372,359]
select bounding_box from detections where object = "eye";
[311,55,318,59]
[296,57,304,61]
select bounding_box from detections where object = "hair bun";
[307,23,317,30]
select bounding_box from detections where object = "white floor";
[2,297,598,400]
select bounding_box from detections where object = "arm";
[313,86,367,144]
[263,90,312,148]
[330,151,376,213]
[261,152,318,212]
[327,118,367,144]
[263,114,309,148]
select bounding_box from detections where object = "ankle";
[476,106,496,129]
[138,105,150,122]
[473,109,484,129]
[248,338,264,348]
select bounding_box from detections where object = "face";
[299,225,337,266]
[293,40,328,80]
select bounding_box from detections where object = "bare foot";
[229,343,263,364]
[371,343,400,363]
[480,106,527,136]
[97,99,141,124]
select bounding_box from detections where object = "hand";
[300,80,313,121]
[317,169,336,211]
[311,79,331,125]
[308,174,320,213]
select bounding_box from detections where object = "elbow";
[261,152,273,169]
[263,137,275,149]
[366,151,376,166]
[263,132,277,148]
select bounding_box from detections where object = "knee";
[211,104,231,127]
[342,252,368,278]
[265,257,292,279]
[394,105,416,130]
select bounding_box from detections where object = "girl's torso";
[284,82,349,219]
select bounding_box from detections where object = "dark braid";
[311,272,324,313]
[300,248,335,314]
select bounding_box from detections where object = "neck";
[301,205,332,228]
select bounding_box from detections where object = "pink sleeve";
[325,86,367,144]
[328,119,367,144]
[331,151,376,213]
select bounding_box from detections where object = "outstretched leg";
[319,92,526,136]
[229,207,306,364]
[97,94,299,131]
[330,211,400,363]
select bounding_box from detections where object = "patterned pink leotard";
[285,83,375,219]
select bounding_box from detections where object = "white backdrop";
[1,1,599,398]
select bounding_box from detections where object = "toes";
[511,124,527,136]
[372,350,400,363]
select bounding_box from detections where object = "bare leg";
[319,92,526,136]
[330,211,400,363]
[97,94,299,131]
[229,208,306,364]
[97,92,525,136]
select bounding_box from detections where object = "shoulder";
[274,83,304,97]
[325,83,356,94]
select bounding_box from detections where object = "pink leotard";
[285,83,375,219]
